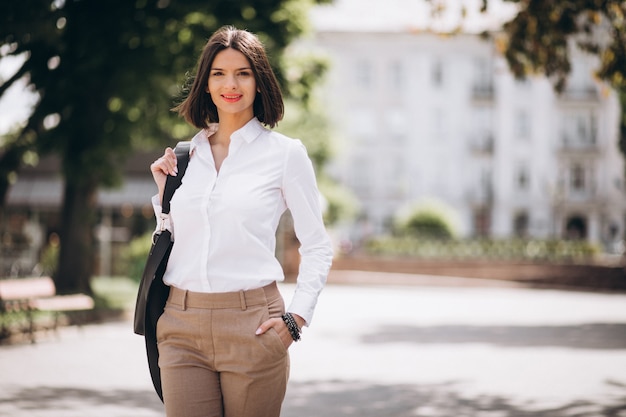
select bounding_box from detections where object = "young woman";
[149,26,333,417]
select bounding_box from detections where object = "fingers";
[255,317,278,335]
[150,147,178,176]
[256,317,293,349]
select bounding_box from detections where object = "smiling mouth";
[222,95,242,102]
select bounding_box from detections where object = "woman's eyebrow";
[210,66,252,71]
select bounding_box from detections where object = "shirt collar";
[189,124,218,155]
[231,117,265,144]
[189,117,264,154]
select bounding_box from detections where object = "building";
[306,0,625,251]
[2,151,160,277]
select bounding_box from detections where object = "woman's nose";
[225,74,237,89]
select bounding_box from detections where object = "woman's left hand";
[256,313,305,349]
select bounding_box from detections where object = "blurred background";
[2,0,626,297]
[1,1,626,416]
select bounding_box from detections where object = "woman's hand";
[256,313,305,349]
[150,147,177,202]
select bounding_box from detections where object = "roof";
[6,176,157,209]
[6,148,164,209]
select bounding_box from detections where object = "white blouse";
[152,118,333,325]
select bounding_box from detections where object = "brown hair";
[174,26,284,128]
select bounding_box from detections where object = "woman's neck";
[211,114,254,146]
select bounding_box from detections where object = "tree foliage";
[486,0,626,92]
[0,0,329,293]
[481,0,626,156]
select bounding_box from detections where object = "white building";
[306,0,625,250]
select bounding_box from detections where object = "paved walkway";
[1,272,626,416]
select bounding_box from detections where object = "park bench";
[0,276,94,343]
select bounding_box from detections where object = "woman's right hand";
[150,147,178,201]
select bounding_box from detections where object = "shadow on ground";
[283,380,626,417]
[2,381,625,417]
[0,386,162,415]
[361,323,626,350]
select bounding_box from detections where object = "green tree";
[480,0,626,158]
[0,0,329,294]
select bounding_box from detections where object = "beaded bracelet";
[281,313,301,342]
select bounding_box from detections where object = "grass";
[91,276,139,312]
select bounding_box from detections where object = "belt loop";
[239,290,247,311]
[182,290,188,311]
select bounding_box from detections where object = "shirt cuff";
[151,194,172,233]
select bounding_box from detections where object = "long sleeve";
[282,140,333,325]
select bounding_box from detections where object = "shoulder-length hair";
[174,26,284,128]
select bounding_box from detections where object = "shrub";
[393,199,459,240]
[364,236,601,263]
[123,232,153,282]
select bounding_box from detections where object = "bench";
[0,276,94,343]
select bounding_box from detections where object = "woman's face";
[207,48,257,122]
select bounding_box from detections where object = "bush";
[364,236,601,263]
[403,211,454,239]
[123,232,153,282]
[393,199,459,239]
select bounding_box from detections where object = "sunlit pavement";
[1,271,626,417]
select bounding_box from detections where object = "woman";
[149,26,333,417]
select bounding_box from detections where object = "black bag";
[133,141,190,401]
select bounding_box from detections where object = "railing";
[559,135,599,152]
[471,84,494,100]
[468,135,494,154]
[364,237,600,263]
[558,86,598,102]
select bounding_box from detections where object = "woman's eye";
[210,71,223,76]
[238,71,251,77]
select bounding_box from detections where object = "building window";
[432,59,443,87]
[471,107,494,152]
[570,164,585,191]
[516,164,529,190]
[515,109,530,139]
[513,212,529,237]
[473,208,491,237]
[473,57,493,96]
[561,110,597,147]
[355,59,372,89]
[390,61,404,90]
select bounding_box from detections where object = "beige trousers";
[156,282,290,417]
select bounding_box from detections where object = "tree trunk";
[0,145,26,212]
[618,90,626,180]
[55,179,98,295]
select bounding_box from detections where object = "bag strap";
[161,141,191,215]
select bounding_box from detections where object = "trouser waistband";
[166,281,279,311]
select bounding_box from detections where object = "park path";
[1,272,626,416]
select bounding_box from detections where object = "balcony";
[552,182,599,206]
[557,135,600,156]
[471,84,495,102]
[468,134,494,155]
[557,86,598,103]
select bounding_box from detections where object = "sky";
[0,52,38,135]
[0,0,518,136]
[309,0,518,33]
